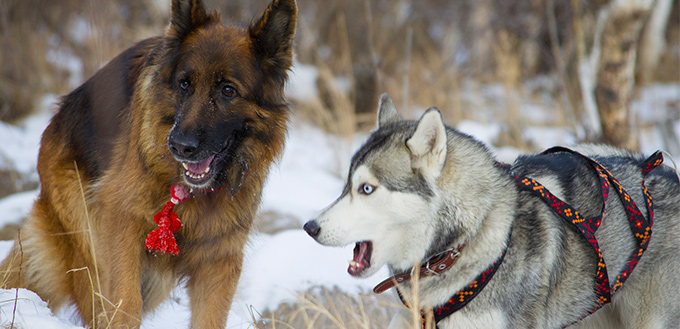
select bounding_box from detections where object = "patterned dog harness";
[514,147,663,326]
[395,147,663,329]
[394,243,508,328]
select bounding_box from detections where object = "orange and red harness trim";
[381,147,663,329]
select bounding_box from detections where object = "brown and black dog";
[0,0,296,327]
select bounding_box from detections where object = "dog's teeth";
[182,163,188,170]
[204,166,210,173]
[184,168,210,181]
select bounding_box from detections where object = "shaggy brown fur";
[0,0,296,327]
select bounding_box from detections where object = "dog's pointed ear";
[377,93,403,128]
[249,0,297,84]
[407,108,447,178]
[166,0,220,48]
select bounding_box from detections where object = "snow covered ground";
[0,113,384,329]
[0,62,677,328]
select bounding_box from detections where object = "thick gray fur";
[307,94,680,328]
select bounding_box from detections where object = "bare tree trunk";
[595,1,653,150]
[469,0,495,80]
[573,0,608,140]
[344,0,380,124]
[636,0,673,85]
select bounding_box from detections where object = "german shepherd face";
[150,0,296,190]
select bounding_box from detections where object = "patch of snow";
[631,83,680,123]
[238,231,386,315]
[68,16,92,46]
[0,288,82,329]
[260,120,357,224]
[494,146,522,164]
[285,61,319,102]
[0,190,38,227]
[523,126,576,151]
[521,102,558,126]
[0,82,675,328]
[457,120,501,146]
[0,119,44,175]
[0,116,386,329]
[46,36,84,89]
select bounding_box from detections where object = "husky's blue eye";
[360,184,375,195]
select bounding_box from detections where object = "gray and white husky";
[303,94,680,329]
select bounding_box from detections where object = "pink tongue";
[349,241,371,275]
[186,155,214,174]
[353,242,368,262]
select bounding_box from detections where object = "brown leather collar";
[373,243,465,294]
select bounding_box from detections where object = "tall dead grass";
[287,0,581,151]
[0,0,166,122]
[0,165,132,329]
[256,287,396,329]
[255,265,438,329]
[4,0,677,142]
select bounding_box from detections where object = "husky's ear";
[249,0,297,84]
[406,108,447,178]
[166,0,220,49]
[377,94,403,128]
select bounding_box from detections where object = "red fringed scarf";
[145,184,190,255]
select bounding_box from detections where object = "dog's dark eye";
[162,114,175,125]
[222,85,237,99]
[179,79,190,90]
[359,184,375,195]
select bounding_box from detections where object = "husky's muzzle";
[303,219,373,276]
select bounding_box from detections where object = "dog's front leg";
[96,220,145,329]
[186,250,243,328]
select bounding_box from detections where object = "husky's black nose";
[303,220,320,238]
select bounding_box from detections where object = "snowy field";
[0,62,678,328]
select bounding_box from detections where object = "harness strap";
[514,147,663,324]
[396,246,508,329]
[390,148,662,329]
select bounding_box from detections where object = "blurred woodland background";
[0,0,678,327]
[1,0,678,142]
[1,0,678,210]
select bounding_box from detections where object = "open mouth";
[181,155,216,186]
[348,241,372,276]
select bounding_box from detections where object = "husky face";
[305,94,450,277]
[310,164,436,277]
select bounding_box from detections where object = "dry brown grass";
[256,285,437,329]
[0,0,678,327]
[0,166,132,329]
[255,264,440,329]
[256,286,397,329]
[0,0,166,122]
[3,0,677,144]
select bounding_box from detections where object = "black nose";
[169,134,199,159]
[303,220,320,238]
